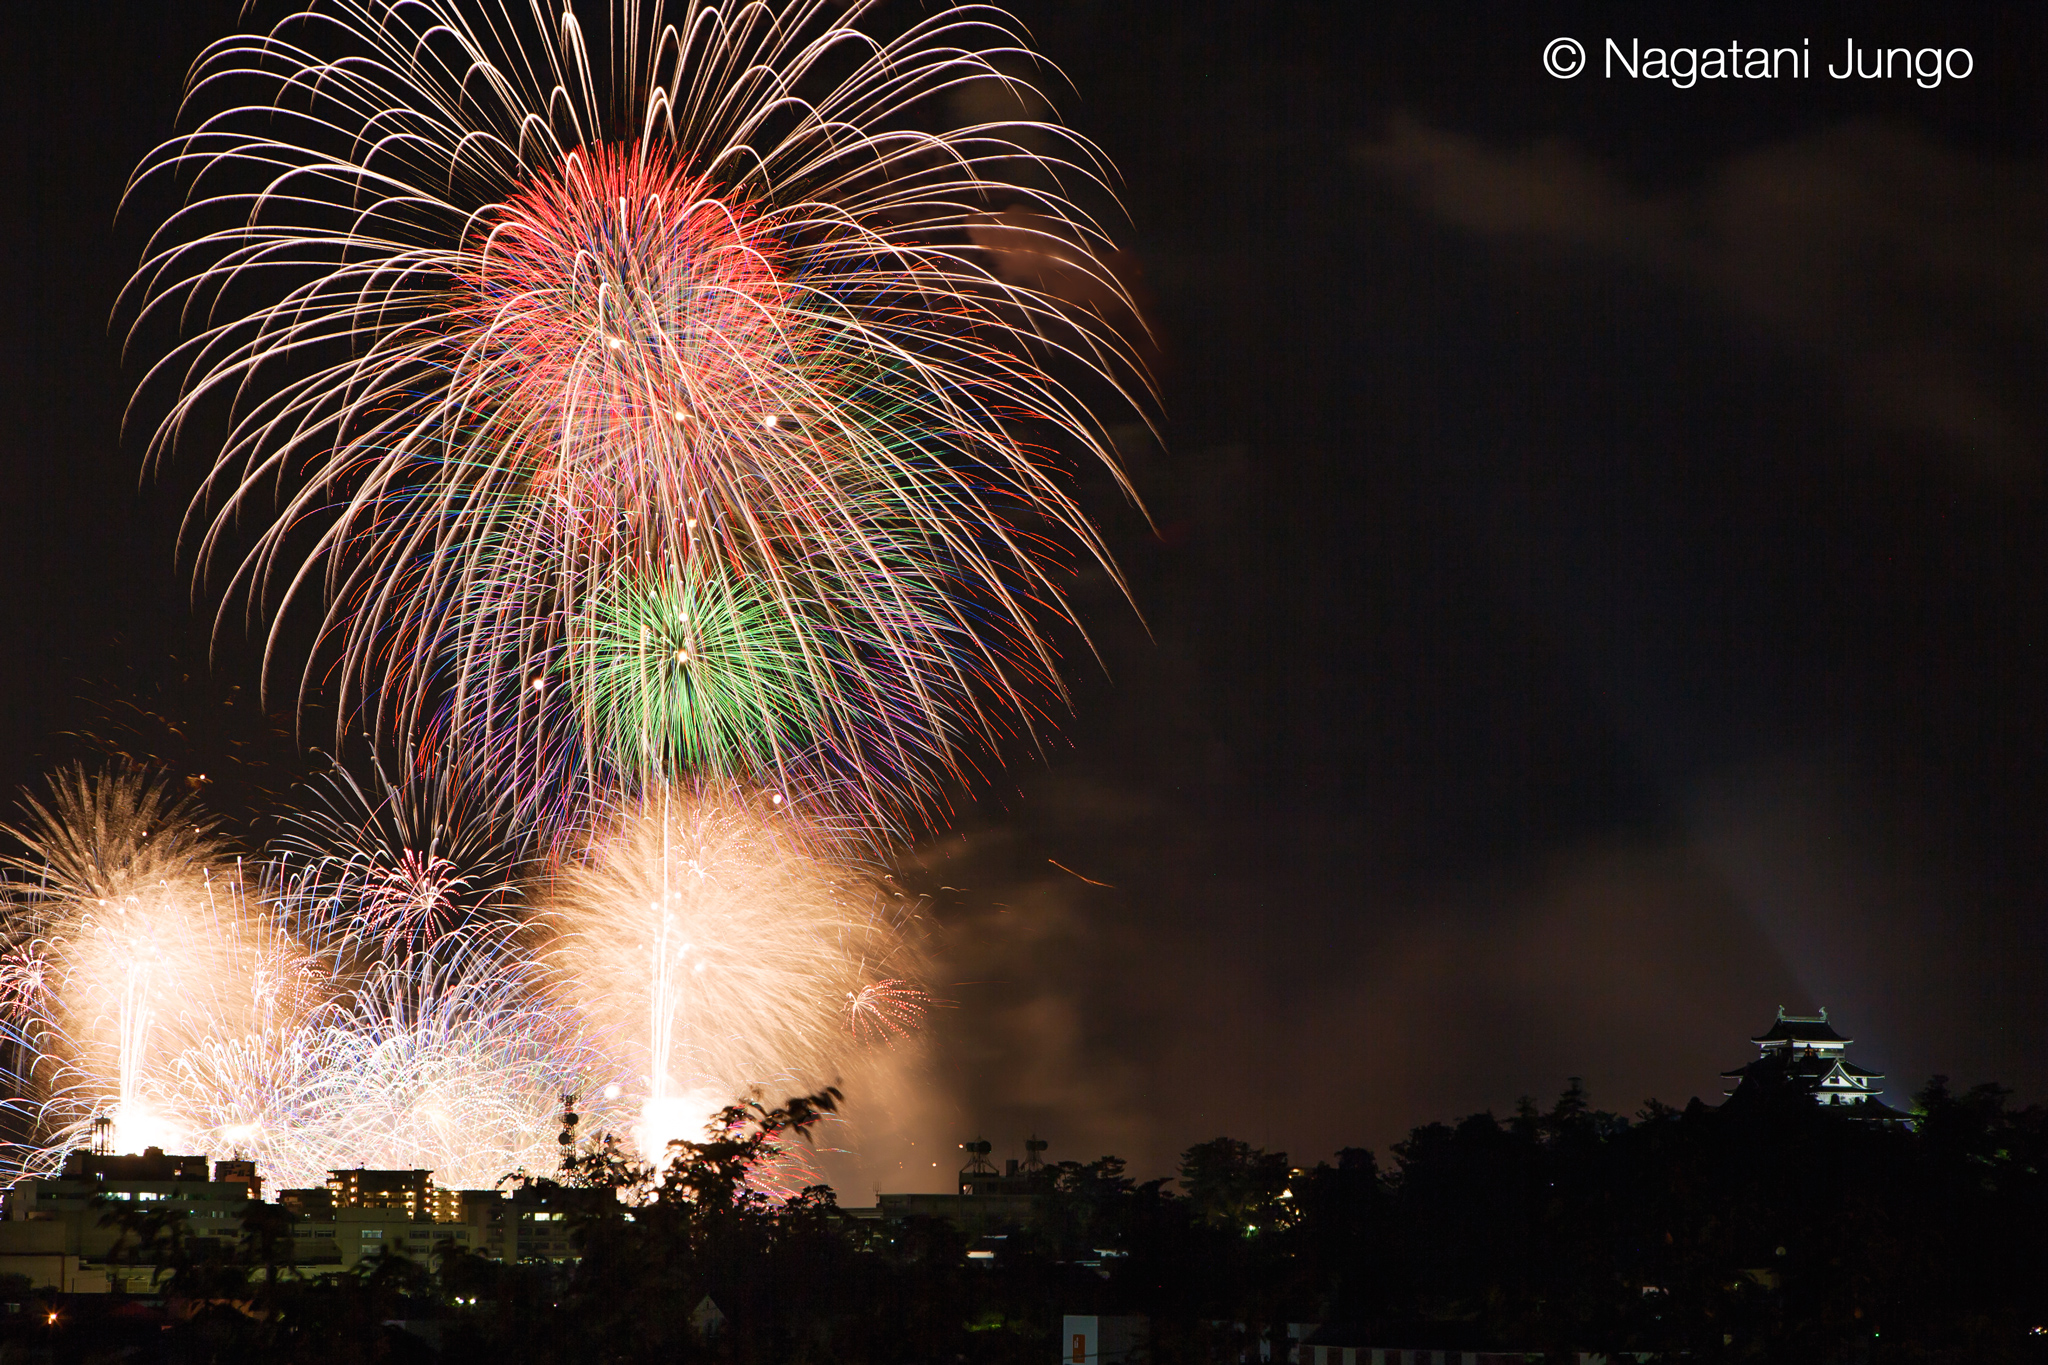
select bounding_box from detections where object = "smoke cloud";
[1357,117,2048,475]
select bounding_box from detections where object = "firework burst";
[289,928,624,1188]
[0,768,325,1164]
[126,0,1149,828]
[534,781,925,1162]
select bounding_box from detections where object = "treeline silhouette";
[9,1076,2048,1363]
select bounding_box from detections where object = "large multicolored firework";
[125,0,1146,827]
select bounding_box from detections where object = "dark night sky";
[3,2,2045,1190]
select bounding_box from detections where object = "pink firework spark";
[0,949,52,1019]
[844,979,931,1045]
[358,850,463,951]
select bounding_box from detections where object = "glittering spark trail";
[535,782,925,1162]
[124,0,1151,828]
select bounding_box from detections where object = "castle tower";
[1721,1006,1905,1118]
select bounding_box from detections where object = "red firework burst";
[455,143,801,527]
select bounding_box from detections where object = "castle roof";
[1843,1096,1914,1122]
[1752,1007,1848,1047]
[1722,1053,1883,1085]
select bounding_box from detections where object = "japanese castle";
[1722,1007,1909,1119]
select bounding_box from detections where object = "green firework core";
[575,566,831,782]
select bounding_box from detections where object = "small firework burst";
[845,979,933,1045]
[274,760,530,963]
[574,565,832,785]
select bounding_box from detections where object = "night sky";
[4,1,2045,1192]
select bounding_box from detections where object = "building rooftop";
[57,1148,209,1183]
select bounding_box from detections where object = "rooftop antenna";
[559,1092,581,1170]
[959,1139,995,1177]
[1022,1136,1048,1173]
[90,1112,112,1157]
